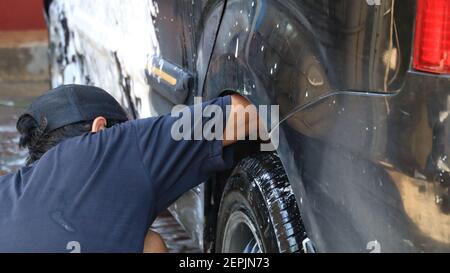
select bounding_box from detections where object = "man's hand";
[223,94,259,147]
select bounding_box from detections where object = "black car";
[45,0,450,252]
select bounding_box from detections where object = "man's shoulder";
[57,120,138,149]
[0,172,13,184]
[48,120,147,165]
[0,166,33,198]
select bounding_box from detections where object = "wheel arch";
[201,0,327,251]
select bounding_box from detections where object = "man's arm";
[223,94,259,147]
[143,230,168,253]
[131,94,257,214]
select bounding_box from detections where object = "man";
[0,84,256,253]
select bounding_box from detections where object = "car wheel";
[215,153,307,253]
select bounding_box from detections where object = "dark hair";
[17,115,123,166]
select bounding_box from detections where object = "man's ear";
[91,116,107,133]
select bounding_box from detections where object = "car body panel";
[46,0,160,118]
[204,0,450,252]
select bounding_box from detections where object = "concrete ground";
[0,30,199,253]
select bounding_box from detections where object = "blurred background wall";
[0,0,46,31]
[0,0,48,82]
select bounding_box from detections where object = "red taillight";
[413,0,450,74]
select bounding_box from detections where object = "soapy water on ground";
[0,82,200,253]
[0,82,43,176]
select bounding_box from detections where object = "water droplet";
[261,45,265,52]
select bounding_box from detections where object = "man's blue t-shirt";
[0,96,233,252]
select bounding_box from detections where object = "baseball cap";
[18,84,129,133]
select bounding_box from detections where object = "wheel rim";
[222,211,263,253]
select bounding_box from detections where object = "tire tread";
[235,153,308,253]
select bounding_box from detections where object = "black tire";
[215,153,307,253]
